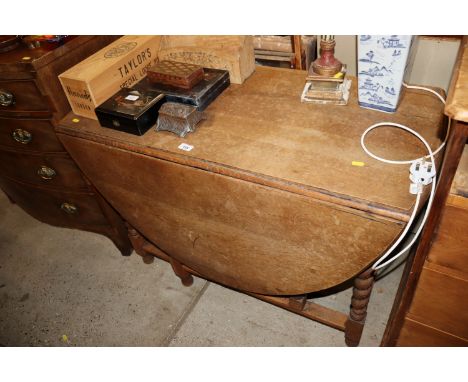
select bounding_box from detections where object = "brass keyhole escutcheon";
[12,129,32,144]
[60,203,78,215]
[37,165,56,180]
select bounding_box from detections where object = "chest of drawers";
[0,36,131,255]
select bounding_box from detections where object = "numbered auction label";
[125,94,139,101]
[178,143,194,152]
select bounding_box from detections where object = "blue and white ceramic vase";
[357,35,414,113]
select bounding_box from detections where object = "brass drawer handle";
[60,203,78,215]
[12,128,33,144]
[0,89,15,107]
[37,165,56,180]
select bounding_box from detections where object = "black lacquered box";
[136,68,230,111]
[95,87,165,135]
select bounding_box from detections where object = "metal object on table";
[156,102,205,138]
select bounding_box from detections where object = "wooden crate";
[253,35,316,70]
[157,35,255,84]
[253,35,294,52]
[59,35,161,119]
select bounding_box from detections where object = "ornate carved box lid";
[147,60,204,89]
[156,102,205,137]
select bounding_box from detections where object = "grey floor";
[0,191,405,346]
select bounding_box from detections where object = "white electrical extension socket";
[409,159,436,194]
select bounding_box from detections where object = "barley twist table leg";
[345,268,375,346]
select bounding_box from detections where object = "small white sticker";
[125,94,139,101]
[178,143,194,152]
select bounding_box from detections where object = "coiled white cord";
[360,83,446,271]
[402,82,450,160]
[403,82,446,104]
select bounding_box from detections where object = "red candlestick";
[312,38,342,77]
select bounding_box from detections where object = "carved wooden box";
[147,60,204,89]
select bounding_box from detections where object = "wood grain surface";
[381,38,468,347]
[0,176,107,229]
[58,135,402,295]
[408,265,468,340]
[428,203,468,274]
[57,66,445,296]
[397,317,468,346]
[158,35,255,84]
[0,36,117,72]
[450,144,468,197]
[0,35,132,256]
[0,149,88,190]
[0,79,51,118]
[445,36,468,122]
[58,66,445,222]
[0,117,64,152]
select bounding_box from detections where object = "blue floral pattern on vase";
[358,35,413,113]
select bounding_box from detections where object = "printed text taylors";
[117,48,152,78]
[119,60,155,88]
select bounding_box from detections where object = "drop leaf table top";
[57,66,445,296]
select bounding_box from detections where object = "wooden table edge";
[445,36,468,122]
[56,120,410,224]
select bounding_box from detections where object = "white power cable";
[361,121,439,165]
[360,83,445,271]
[374,180,436,270]
[402,82,450,160]
[373,191,422,270]
[402,82,446,105]
[364,125,436,270]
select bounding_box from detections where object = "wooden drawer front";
[0,176,108,228]
[397,317,468,346]
[0,150,88,190]
[428,204,468,274]
[0,80,51,118]
[0,118,64,152]
[408,265,468,340]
